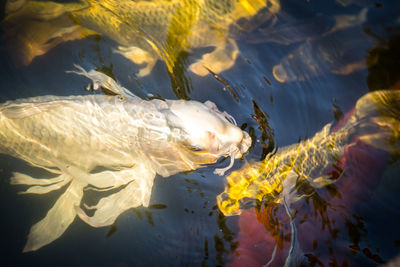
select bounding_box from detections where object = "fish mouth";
[238,131,252,157]
[213,130,252,176]
[218,130,252,159]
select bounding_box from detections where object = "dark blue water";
[0,0,399,266]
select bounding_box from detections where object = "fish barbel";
[0,65,251,252]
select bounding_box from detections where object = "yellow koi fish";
[217,89,399,266]
[218,90,400,217]
[3,0,280,76]
[0,65,251,252]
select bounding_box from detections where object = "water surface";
[0,0,399,266]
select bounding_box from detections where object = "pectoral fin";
[113,46,157,77]
[189,39,239,76]
[23,179,85,252]
[11,171,72,194]
[11,172,64,186]
[76,166,156,227]
[66,65,138,99]
[80,168,137,190]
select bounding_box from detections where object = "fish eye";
[189,145,202,152]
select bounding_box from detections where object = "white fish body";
[1,66,251,252]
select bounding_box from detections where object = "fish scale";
[3,0,277,75]
[0,95,142,172]
[218,90,400,217]
[218,120,358,216]
[73,0,186,46]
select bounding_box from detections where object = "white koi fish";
[0,65,251,252]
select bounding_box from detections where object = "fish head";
[165,99,251,163]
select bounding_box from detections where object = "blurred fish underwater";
[1,0,279,76]
[0,0,400,266]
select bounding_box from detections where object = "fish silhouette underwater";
[2,0,280,76]
[234,7,367,46]
[236,6,368,83]
[217,90,400,266]
[0,65,251,252]
[271,27,372,83]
